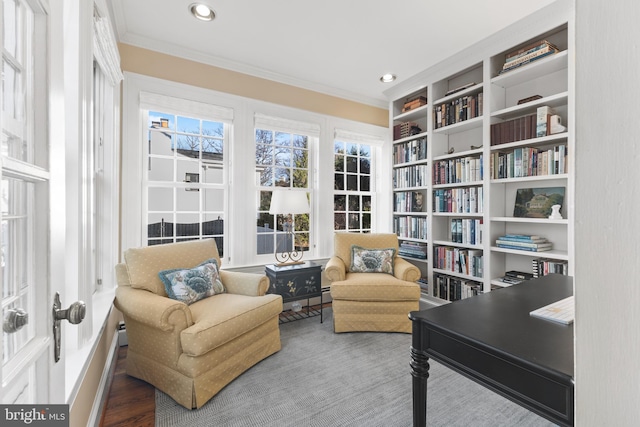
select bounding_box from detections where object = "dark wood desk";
[409,274,574,426]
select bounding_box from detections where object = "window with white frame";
[254,114,318,258]
[145,107,229,255]
[333,134,375,232]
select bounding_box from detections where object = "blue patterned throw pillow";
[350,245,396,275]
[158,258,225,305]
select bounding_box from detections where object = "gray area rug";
[156,308,556,427]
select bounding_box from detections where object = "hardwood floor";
[100,346,155,427]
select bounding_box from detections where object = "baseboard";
[89,332,120,427]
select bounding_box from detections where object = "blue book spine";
[496,244,549,252]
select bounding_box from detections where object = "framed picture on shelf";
[513,187,565,218]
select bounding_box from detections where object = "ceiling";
[108,0,555,108]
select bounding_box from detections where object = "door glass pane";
[1,178,35,362]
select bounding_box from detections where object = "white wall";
[574,0,640,425]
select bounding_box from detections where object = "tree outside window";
[334,141,372,232]
[256,129,310,255]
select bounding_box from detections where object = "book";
[505,270,534,280]
[495,240,552,249]
[536,106,556,137]
[530,296,574,325]
[445,82,476,96]
[499,49,557,74]
[499,234,547,242]
[505,39,559,61]
[500,276,525,285]
[496,243,552,252]
[502,45,557,70]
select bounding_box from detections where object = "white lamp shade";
[269,190,310,215]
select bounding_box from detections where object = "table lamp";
[268,190,310,266]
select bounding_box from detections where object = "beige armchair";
[114,239,282,409]
[326,233,421,333]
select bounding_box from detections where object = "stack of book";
[498,270,534,286]
[398,241,427,259]
[402,96,427,113]
[495,234,552,252]
[499,39,560,75]
[393,122,422,140]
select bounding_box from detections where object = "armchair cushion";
[181,293,282,357]
[350,245,396,274]
[159,258,225,305]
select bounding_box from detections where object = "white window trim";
[62,0,122,404]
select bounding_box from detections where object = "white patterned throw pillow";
[350,245,395,275]
[158,258,225,305]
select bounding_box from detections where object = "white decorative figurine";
[549,204,562,219]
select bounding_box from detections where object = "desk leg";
[410,346,430,427]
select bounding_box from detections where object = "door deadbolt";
[53,292,86,362]
[3,308,28,333]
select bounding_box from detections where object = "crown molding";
[116,32,388,110]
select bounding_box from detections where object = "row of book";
[398,241,428,260]
[433,155,483,185]
[393,122,422,141]
[491,108,565,147]
[393,164,428,189]
[392,137,427,164]
[433,274,483,301]
[433,92,483,129]
[434,246,483,278]
[495,234,552,252]
[499,39,560,75]
[490,113,537,146]
[433,187,483,214]
[450,218,483,245]
[533,258,568,277]
[394,216,428,240]
[489,144,568,179]
[394,191,424,213]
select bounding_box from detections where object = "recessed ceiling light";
[380,73,396,83]
[190,3,216,21]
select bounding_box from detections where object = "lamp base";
[275,260,305,267]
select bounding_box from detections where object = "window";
[146,110,228,255]
[255,128,310,256]
[333,140,373,232]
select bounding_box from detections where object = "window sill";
[65,287,116,403]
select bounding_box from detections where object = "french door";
[1,0,63,404]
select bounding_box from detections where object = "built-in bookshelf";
[385,2,574,304]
